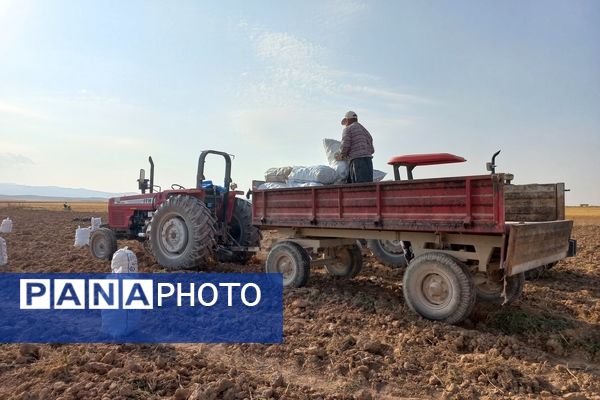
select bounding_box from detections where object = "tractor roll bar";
[196,150,232,190]
[196,150,233,223]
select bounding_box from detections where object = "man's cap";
[341,110,358,124]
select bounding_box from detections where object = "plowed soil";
[0,208,598,399]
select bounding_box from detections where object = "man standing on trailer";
[336,111,375,183]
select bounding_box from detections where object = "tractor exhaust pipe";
[149,156,154,193]
[487,150,501,174]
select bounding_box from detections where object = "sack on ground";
[74,226,91,247]
[265,166,293,183]
[0,237,7,266]
[0,218,13,233]
[91,217,102,231]
[111,247,138,273]
[323,139,349,183]
[288,165,337,185]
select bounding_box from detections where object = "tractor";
[89,150,261,269]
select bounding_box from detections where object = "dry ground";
[0,201,107,213]
[0,204,598,399]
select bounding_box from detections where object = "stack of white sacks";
[258,138,386,190]
[0,217,12,266]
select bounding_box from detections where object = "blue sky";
[0,0,598,204]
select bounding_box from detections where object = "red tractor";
[89,150,261,269]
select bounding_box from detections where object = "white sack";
[373,170,387,182]
[323,138,349,183]
[74,226,91,248]
[0,237,7,266]
[0,218,12,234]
[287,180,324,188]
[265,166,293,183]
[258,182,289,190]
[91,217,102,231]
[111,247,138,273]
[288,165,337,185]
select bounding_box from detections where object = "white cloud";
[0,102,46,120]
[0,152,34,167]
[325,0,368,21]
[340,84,433,105]
[254,31,325,65]
[237,23,430,113]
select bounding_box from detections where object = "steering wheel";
[171,184,186,190]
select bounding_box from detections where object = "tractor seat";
[387,153,466,180]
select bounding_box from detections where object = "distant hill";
[0,183,134,200]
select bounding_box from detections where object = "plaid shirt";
[340,122,374,161]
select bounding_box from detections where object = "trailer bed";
[253,174,505,234]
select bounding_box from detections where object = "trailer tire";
[367,239,407,268]
[403,252,476,324]
[218,198,262,263]
[524,262,557,280]
[476,272,525,305]
[89,228,117,260]
[266,241,310,288]
[325,244,363,279]
[150,195,216,270]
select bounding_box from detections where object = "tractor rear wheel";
[367,239,408,268]
[150,195,216,270]
[403,252,476,324]
[219,198,262,263]
[89,228,117,260]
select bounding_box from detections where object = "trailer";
[251,153,576,324]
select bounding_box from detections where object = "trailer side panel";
[253,175,505,234]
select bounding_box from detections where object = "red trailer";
[252,153,575,324]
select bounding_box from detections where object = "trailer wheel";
[266,241,310,288]
[366,239,407,268]
[403,252,476,324]
[324,245,363,278]
[524,262,557,280]
[218,198,262,263]
[475,272,524,305]
[150,195,216,270]
[89,228,117,260]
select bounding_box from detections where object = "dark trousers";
[349,157,373,183]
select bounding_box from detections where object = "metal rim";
[269,251,297,286]
[158,213,189,258]
[414,265,455,311]
[91,233,110,259]
[326,247,352,275]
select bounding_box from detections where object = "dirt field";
[0,206,598,399]
[0,201,108,213]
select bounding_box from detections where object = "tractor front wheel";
[150,195,216,270]
[89,228,117,260]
